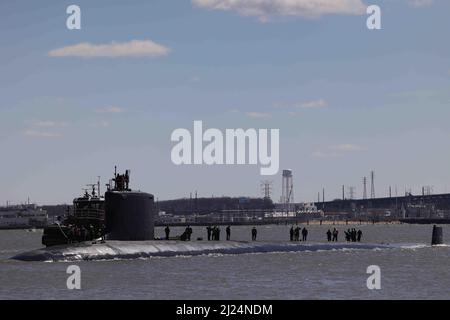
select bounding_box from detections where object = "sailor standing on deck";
[294,226,300,241]
[326,229,332,242]
[216,226,221,241]
[80,225,86,241]
[185,226,193,241]
[345,229,351,242]
[251,227,257,241]
[212,226,216,240]
[302,228,308,241]
[226,225,231,241]
[332,228,339,242]
[207,226,212,241]
[357,229,363,242]
[165,225,170,240]
[352,228,357,242]
[89,224,95,240]
[290,226,294,241]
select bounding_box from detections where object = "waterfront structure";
[0,204,48,229]
[281,169,294,214]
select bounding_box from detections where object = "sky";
[0,0,449,205]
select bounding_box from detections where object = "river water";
[0,224,449,299]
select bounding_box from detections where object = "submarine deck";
[11,240,400,262]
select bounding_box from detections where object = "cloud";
[246,112,272,118]
[193,0,367,21]
[24,130,61,138]
[274,98,328,110]
[313,143,367,158]
[329,144,367,152]
[311,151,341,158]
[408,0,433,7]
[33,120,68,127]
[23,120,68,138]
[95,106,125,114]
[91,121,110,128]
[298,98,327,109]
[48,40,171,58]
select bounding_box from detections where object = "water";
[0,224,449,299]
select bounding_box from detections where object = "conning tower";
[105,167,155,241]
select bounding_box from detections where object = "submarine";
[41,167,154,247]
[12,167,402,262]
[13,241,394,262]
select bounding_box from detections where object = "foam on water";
[11,240,397,262]
[396,243,429,250]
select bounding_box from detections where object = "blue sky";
[1,0,449,205]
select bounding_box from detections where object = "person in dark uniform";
[207,226,212,241]
[226,225,231,241]
[326,229,332,242]
[165,225,170,240]
[185,226,193,241]
[251,227,257,241]
[80,225,86,241]
[357,229,363,242]
[100,224,106,243]
[216,226,221,241]
[294,227,300,241]
[345,229,350,242]
[332,228,338,242]
[302,228,308,241]
[290,226,294,241]
[89,224,95,240]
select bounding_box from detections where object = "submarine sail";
[105,168,155,241]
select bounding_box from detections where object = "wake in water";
[11,240,401,262]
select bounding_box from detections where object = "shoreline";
[155,220,404,227]
[2,219,449,231]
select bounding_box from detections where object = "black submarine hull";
[11,241,397,262]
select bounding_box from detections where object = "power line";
[370,171,376,199]
[260,180,273,199]
[363,176,367,200]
